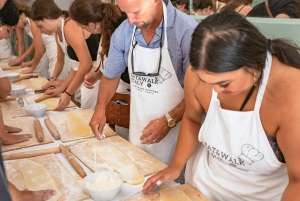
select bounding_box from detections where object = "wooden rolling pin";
[59,144,87,178]
[9,74,32,83]
[0,97,16,102]
[44,117,60,140]
[2,147,61,160]
[35,94,53,102]
[34,119,44,142]
[1,65,21,70]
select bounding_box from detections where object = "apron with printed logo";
[127,2,184,165]
[185,52,288,201]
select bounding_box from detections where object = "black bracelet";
[64,90,72,97]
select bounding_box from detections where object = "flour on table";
[87,139,144,185]
[12,159,61,201]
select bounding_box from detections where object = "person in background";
[175,0,190,14]
[31,0,100,110]
[143,10,300,200]
[13,2,69,80]
[69,0,129,111]
[193,0,214,15]
[8,3,50,78]
[220,0,253,15]
[247,0,298,18]
[89,0,197,185]
[0,1,55,200]
[70,0,131,139]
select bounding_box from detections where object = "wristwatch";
[165,113,176,128]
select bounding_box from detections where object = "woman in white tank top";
[9,5,69,80]
[31,0,100,110]
[143,11,300,200]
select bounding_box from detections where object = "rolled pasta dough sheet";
[87,139,144,185]
[66,110,90,137]
[12,159,61,201]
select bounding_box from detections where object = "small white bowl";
[82,171,124,201]
[23,103,47,118]
[5,73,20,80]
[10,84,26,96]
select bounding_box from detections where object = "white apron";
[58,18,102,108]
[0,38,12,56]
[127,2,184,165]
[25,18,49,78]
[185,52,288,201]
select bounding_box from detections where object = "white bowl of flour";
[82,171,124,201]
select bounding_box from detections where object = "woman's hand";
[55,92,71,111]
[45,87,62,97]
[20,68,34,74]
[20,61,32,68]
[8,57,22,66]
[142,165,182,194]
[83,72,100,89]
[42,79,63,89]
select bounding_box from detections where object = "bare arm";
[23,19,45,72]
[63,20,93,95]
[142,66,204,193]
[15,28,25,57]
[51,36,65,78]
[275,14,290,18]
[89,74,121,138]
[278,88,300,200]
[0,77,10,98]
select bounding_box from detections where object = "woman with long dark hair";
[143,10,300,200]
[69,0,129,112]
[31,0,100,110]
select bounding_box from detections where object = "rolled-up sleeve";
[102,22,128,79]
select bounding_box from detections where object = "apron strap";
[254,52,272,112]
[265,0,274,18]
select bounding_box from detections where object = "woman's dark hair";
[0,0,19,26]
[70,0,125,66]
[190,10,300,77]
[31,0,69,21]
[221,0,253,12]
[13,0,31,18]
[176,0,190,10]
[193,0,213,11]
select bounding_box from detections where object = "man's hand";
[140,116,170,144]
[89,109,106,140]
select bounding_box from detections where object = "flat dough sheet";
[5,154,89,201]
[12,159,61,201]
[24,93,76,110]
[66,110,90,137]
[1,116,54,152]
[123,184,211,201]
[70,136,167,181]
[0,101,27,120]
[87,138,144,185]
[48,109,116,142]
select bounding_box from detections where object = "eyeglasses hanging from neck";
[131,17,164,77]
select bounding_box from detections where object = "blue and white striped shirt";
[103,0,197,87]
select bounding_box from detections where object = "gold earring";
[253,73,257,86]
